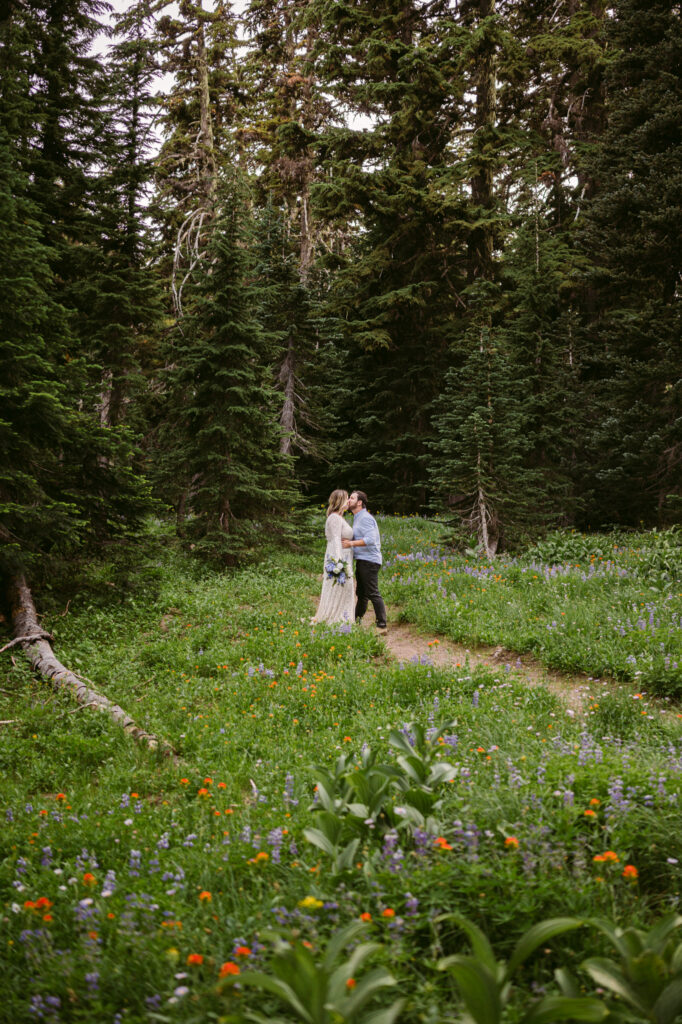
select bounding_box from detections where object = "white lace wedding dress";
[312,513,355,625]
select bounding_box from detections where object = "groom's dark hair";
[353,490,368,508]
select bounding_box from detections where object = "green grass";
[381,519,682,695]
[1,517,682,1022]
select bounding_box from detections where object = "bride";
[312,489,355,625]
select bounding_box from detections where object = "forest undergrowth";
[2,516,682,1022]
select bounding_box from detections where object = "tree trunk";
[467,0,497,283]
[6,575,174,756]
[279,336,296,456]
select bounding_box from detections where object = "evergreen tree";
[576,0,682,525]
[160,181,298,562]
[152,0,241,314]
[307,0,472,510]
[76,1,163,432]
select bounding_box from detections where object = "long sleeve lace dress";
[312,513,355,625]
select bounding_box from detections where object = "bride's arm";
[325,514,344,563]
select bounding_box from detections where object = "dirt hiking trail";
[379,620,633,716]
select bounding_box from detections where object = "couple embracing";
[313,489,387,633]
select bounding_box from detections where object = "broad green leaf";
[320,922,367,974]
[428,762,458,785]
[522,995,608,1024]
[670,943,682,974]
[336,837,360,871]
[343,967,397,1015]
[646,914,682,953]
[437,913,498,972]
[582,957,649,1015]
[627,949,667,1002]
[440,956,501,1024]
[347,802,370,819]
[586,918,639,960]
[388,729,416,756]
[363,998,407,1024]
[403,788,436,815]
[507,918,584,976]
[653,977,682,1024]
[237,972,314,1023]
[554,967,580,998]
[312,777,336,813]
[303,826,337,857]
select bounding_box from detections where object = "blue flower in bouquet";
[325,557,348,586]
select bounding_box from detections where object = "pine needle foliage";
[161,180,299,564]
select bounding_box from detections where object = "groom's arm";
[342,538,365,548]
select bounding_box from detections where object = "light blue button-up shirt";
[352,509,382,564]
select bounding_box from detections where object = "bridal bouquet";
[325,557,348,586]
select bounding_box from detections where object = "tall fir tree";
[159,180,298,563]
[576,0,682,525]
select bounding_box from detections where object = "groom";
[342,490,387,634]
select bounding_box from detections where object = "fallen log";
[6,574,174,756]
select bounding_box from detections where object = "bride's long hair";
[326,489,349,517]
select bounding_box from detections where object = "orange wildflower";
[82,872,97,886]
[187,953,204,966]
[434,837,453,850]
[504,837,519,849]
[623,864,638,881]
[346,978,357,990]
[199,891,212,902]
[360,912,372,922]
[589,798,601,806]
[219,962,240,977]
[197,787,210,798]
[180,778,189,785]
[584,809,596,817]
[382,908,395,918]
[235,946,251,956]
[55,793,66,801]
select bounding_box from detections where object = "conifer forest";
[1,0,680,579]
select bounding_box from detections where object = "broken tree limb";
[7,574,175,757]
[0,632,53,654]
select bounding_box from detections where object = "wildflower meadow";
[2,517,682,1022]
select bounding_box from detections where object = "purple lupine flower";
[85,972,99,993]
[41,847,52,868]
[129,850,142,877]
[102,869,116,896]
[267,827,284,863]
[284,772,298,808]
[381,832,404,873]
[405,893,419,917]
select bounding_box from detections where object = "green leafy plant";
[437,913,607,1024]
[222,921,405,1024]
[304,723,458,871]
[579,914,682,1023]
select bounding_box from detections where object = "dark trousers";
[355,559,387,628]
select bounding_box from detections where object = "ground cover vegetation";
[2,517,682,1021]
